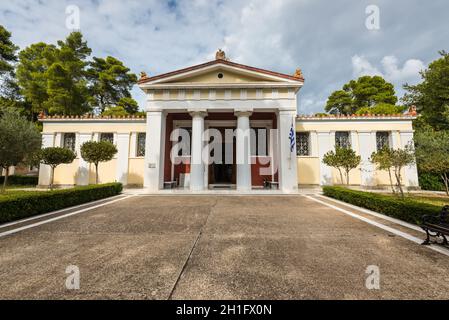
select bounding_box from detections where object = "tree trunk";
[345,169,350,185]
[388,168,395,194]
[442,173,449,196]
[1,167,9,193]
[338,168,344,185]
[95,163,99,184]
[395,168,404,198]
[49,166,55,190]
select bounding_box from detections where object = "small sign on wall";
[148,163,156,168]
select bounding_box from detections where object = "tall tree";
[0,25,22,112]
[16,42,56,114]
[45,32,92,115]
[403,51,449,130]
[80,141,117,184]
[0,108,42,192]
[322,147,361,185]
[326,76,398,115]
[414,128,449,195]
[88,56,137,113]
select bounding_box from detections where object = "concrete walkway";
[0,194,448,299]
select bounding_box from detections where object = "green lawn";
[402,193,449,207]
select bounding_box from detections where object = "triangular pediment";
[138,59,303,87]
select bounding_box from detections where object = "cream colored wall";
[296,119,414,187]
[297,157,320,185]
[128,158,145,185]
[42,121,145,186]
[53,160,79,185]
[153,88,290,100]
[167,69,276,83]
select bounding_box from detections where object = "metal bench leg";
[442,234,448,246]
[422,229,431,245]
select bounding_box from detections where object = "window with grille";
[62,133,76,152]
[335,131,350,149]
[376,132,390,151]
[100,132,114,144]
[137,133,146,157]
[296,132,310,156]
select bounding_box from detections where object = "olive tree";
[80,141,117,184]
[39,147,76,190]
[390,145,416,198]
[322,147,361,185]
[0,108,42,192]
[371,147,396,194]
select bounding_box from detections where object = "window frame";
[251,127,269,156]
[62,133,76,152]
[296,132,310,156]
[136,132,146,157]
[376,131,391,151]
[99,132,114,144]
[335,131,351,149]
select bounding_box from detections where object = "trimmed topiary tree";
[323,146,361,185]
[39,147,76,190]
[80,141,117,184]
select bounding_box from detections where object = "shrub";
[80,141,117,184]
[0,175,38,186]
[39,147,77,190]
[322,186,441,224]
[419,172,446,191]
[0,183,122,224]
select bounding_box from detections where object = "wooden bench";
[263,179,279,190]
[163,180,177,189]
[421,205,449,246]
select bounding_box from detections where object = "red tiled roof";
[38,114,146,121]
[297,113,417,120]
[138,59,304,84]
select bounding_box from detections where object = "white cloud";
[352,54,425,84]
[1,0,447,113]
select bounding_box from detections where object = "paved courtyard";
[0,194,449,299]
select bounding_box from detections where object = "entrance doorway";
[208,127,236,187]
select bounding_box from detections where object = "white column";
[400,131,419,188]
[317,132,332,185]
[358,131,376,187]
[116,133,130,185]
[277,110,298,192]
[235,110,253,191]
[144,110,165,191]
[38,133,55,186]
[77,133,92,186]
[190,110,207,191]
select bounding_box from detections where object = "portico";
[138,50,303,193]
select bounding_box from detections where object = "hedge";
[0,175,38,186]
[322,186,441,225]
[419,172,446,192]
[0,183,122,224]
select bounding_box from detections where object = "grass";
[380,192,449,207]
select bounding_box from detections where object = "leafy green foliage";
[322,147,361,185]
[0,25,19,100]
[356,103,407,115]
[322,186,440,225]
[403,51,449,130]
[80,141,117,184]
[325,76,398,115]
[0,108,42,191]
[414,129,449,195]
[39,147,76,189]
[0,175,38,186]
[16,31,137,116]
[370,147,396,193]
[0,183,122,224]
[88,56,138,113]
[102,105,129,117]
[419,172,447,192]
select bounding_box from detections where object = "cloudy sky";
[1,0,448,114]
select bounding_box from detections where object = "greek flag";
[289,123,295,153]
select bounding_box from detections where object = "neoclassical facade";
[38,51,419,192]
